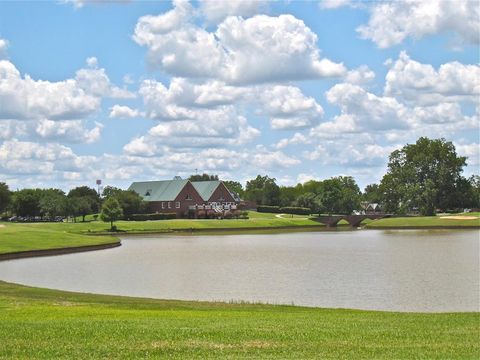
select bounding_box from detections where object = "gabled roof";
[128,179,189,201]
[191,180,221,201]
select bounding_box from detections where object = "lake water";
[0,229,478,312]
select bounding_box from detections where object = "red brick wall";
[207,182,236,204]
[147,181,205,217]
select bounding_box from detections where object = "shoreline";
[0,241,121,262]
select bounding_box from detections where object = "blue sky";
[0,0,478,192]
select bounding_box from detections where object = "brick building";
[128,178,238,218]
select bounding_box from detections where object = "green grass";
[0,281,478,359]
[366,215,480,228]
[0,223,118,255]
[0,212,323,255]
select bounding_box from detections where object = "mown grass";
[366,215,480,228]
[0,223,118,255]
[0,213,323,255]
[0,281,478,359]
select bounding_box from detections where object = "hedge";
[257,206,311,215]
[128,213,177,221]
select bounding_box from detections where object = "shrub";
[257,205,281,213]
[279,207,311,215]
[128,213,177,221]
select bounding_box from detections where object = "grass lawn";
[0,212,324,256]
[0,223,118,256]
[0,281,477,359]
[366,215,480,228]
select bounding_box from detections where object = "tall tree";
[100,197,123,230]
[0,182,11,214]
[223,181,244,198]
[102,186,145,217]
[188,173,219,181]
[380,137,467,215]
[67,186,101,212]
[363,183,383,204]
[39,189,67,219]
[244,175,280,205]
[11,189,42,217]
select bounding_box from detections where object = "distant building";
[128,178,238,218]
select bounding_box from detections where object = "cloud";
[123,106,260,154]
[456,143,480,166]
[35,119,103,143]
[0,38,8,58]
[319,0,353,9]
[259,85,324,130]
[344,65,375,85]
[134,8,346,84]
[326,82,409,130]
[109,105,144,118]
[357,0,480,48]
[200,0,269,24]
[384,51,480,105]
[0,58,132,122]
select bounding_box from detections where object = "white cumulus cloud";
[357,0,480,48]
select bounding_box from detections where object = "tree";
[102,186,145,217]
[295,192,322,213]
[363,183,383,204]
[39,189,67,219]
[244,175,280,205]
[223,181,243,198]
[262,180,281,206]
[11,189,42,217]
[100,197,123,230]
[380,137,467,215]
[0,182,11,214]
[188,173,219,181]
[67,186,100,212]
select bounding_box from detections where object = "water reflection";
[0,229,478,312]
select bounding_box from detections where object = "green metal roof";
[191,181,222,201]
[128,179,189,201]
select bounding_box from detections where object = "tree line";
[0,137,479,218]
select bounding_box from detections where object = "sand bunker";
[440,216,478,220]
[0,224,5,228]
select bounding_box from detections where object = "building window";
[168,202,171,208]
[162,202,165,209]
[145,189,152,196]
[176,201,180,208]
[185,194,192,200]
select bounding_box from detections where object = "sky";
[0,0,479,192]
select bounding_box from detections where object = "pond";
[0,229,478,312]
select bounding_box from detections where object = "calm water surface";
[0,229,478,312]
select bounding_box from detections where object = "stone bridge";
[313,214,391,227]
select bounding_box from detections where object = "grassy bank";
[0,222,119,256]
[0,281,477,359]
[0,213,324,255]
[366,215,480,228]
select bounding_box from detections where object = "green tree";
[262,180,281,206]
[100,197,123,230]
[363,183,383,204]
[67,186,100,212]
[39,189,67,219]
[244,175,280,205]
[188,173,219,181]
[223,181,244,198]
[0,182,11,214]
[102,186,145,217]
[380,137,467,215]
[11,189,42,217]
[295,192,322,213]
